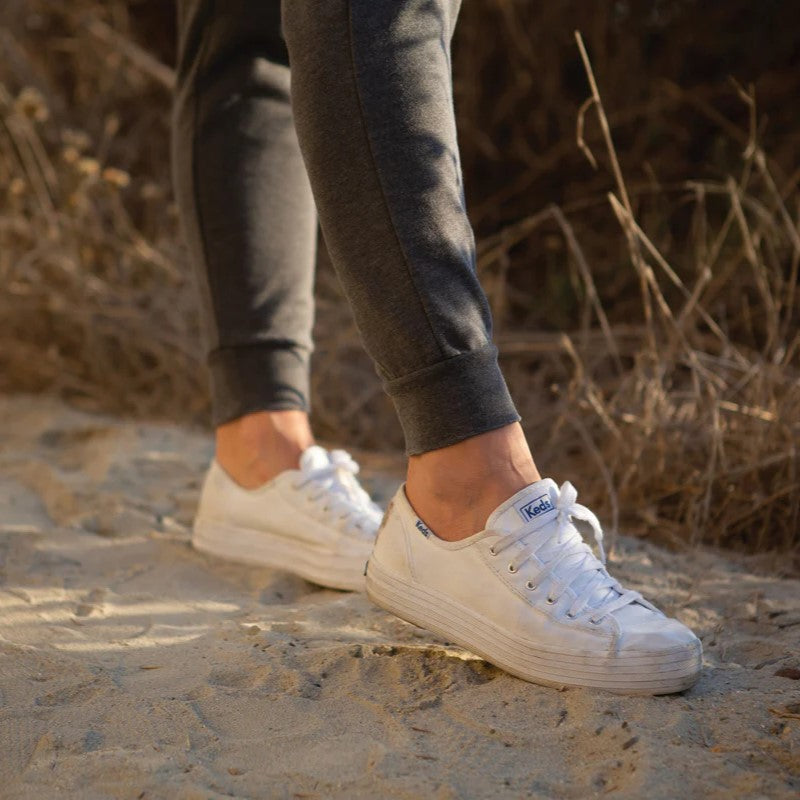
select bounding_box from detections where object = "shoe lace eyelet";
[525,580,536,590]
[546,596,555,605]
[589,617,601,625]
[489,545,496,556]
[507,563,517,574]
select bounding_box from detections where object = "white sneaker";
[192,446,383,591]
[366,478,702,694]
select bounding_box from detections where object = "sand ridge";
[0,395,798,799]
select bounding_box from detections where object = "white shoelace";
[487,481,654,623]
[292,449,383,537]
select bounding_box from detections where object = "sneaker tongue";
[300,445,331,473]
[298,446,380,523]
[485,478,559,532]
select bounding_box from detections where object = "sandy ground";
[0,395,798,800]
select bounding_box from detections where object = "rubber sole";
[193,517,367,592]
[366,557,702,695]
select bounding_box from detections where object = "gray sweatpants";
[172,0,519,454]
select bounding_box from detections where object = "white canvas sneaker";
[366,478,702,694]
[192,445,383,591]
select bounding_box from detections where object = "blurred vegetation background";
[1,0,798,565]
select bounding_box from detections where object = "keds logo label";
[516,493,554,522]
[415,519,432,538]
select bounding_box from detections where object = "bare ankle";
[405,423,541,541]
[215,410,314,489]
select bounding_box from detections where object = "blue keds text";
[516,493,554,522]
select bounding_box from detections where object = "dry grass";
[492,35,799,565]
[0,1,798,566]
[0,2,203,419]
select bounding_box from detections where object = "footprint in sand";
[309,644,499,712]
[35,680,103,708]
[207,665,273,690]
[73,588,108,618]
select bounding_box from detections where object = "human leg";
[173,0,383,589]
[281,0,541,535]
[172,0,316,485]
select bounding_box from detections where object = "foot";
[215,410,315,488]
[405,422,541,541]
[193,445,384,591]
[366,479,702,694]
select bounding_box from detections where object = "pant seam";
[344,0,445,366]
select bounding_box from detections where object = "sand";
[0,395,798,799]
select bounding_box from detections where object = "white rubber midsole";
[192,517,368,592]
[366,556,702,694]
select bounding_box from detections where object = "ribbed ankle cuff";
[208,343,311,426]
[384,343,520,455]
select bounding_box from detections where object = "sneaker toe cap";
[618,614,701,656]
